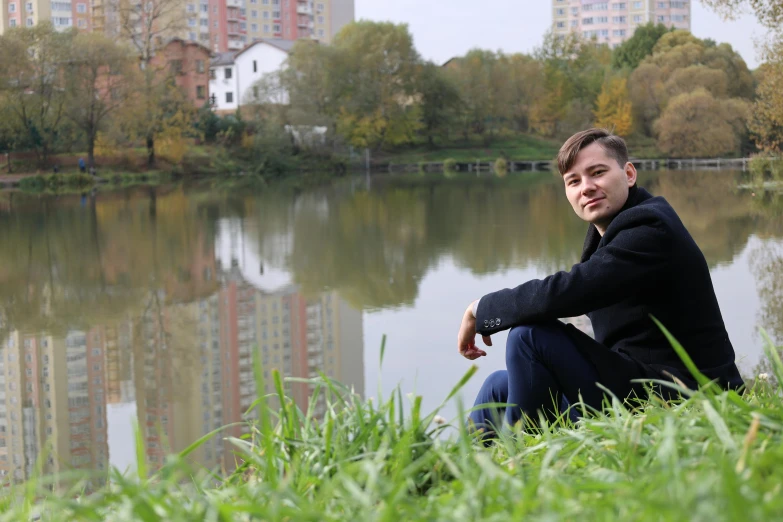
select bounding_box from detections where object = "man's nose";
[581,177,596,194]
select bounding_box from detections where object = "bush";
[443,158,457,173]
[494,157,508,176]
[18,175,46,192]
[748,155,783,186]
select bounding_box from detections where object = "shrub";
[443,158,457,173]
[749,155,783,186]
[18,175,46,192]
[494,157,508,176]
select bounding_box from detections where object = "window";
[317,15,323,23]
[633,14,643,22]
[263,24,269,32]
[272,9,279,17]
[170,59,183,74]
[196,85,206,99]
[251,9,257,16]
[556,21,565,29]
[253,60,257,72]
[9,19,16,26]
[76,2,86,12]
[188,18,196,26]
[196,59,204,73]
[200,3,207,11]
[187,3,194,11]
[273,23,280,32]
[199,18,207,26]
[77,18,86,27]
[226,92,233,103]
[224,67,232,79]
[263,10,268,18]
[8,3,16,12]
[633,1,643,7]
[251,22,257,31]
[25,2,32,10]
[209,68,216,79]
[612,16,626,23]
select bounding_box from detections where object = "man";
[458,128,743,434]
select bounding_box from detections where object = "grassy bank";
[14,171,173,193]
[4,331,783,521]
[379,134,562,164]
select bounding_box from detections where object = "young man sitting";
[458,128,744,434]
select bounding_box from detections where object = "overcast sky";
[355,1,767,69]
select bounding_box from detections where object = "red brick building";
[152,38,212,108]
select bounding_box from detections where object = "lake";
[0,169,780,484]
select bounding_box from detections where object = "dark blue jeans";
[469,322,625,434]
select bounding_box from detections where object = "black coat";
[475,186,744,392]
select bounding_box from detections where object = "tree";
[612,22,672,70]
[415,62,461,147]
[64,32,135,168]
[0,23,75,166]
[748,62,783,151]
[593,77,633,136]
[329,21,422,150]
[653,88,749,157]
[114,0,190,167]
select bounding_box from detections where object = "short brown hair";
[557,128,629,176]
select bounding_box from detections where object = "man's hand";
[458,300,492,360]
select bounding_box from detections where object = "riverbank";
[6,333,783,521]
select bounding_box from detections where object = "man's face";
[562,142,637,234]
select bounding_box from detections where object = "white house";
[208,39,294,113]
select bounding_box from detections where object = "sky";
[355,1,767,69]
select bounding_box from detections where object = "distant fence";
[369,157,756,174]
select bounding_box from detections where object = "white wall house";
[208,39,294,113]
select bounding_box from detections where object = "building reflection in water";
[0,264,364,485]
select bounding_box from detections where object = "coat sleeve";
[475,211,673,336]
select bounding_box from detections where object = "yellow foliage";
[241,133,255,150]
[94,132,120,158]
[594,77,633,136]
[157,127,186,164]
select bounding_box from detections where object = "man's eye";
[592,170,605,176]
[568,179,579,186]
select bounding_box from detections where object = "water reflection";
[0,170,780,487]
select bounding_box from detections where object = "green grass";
[3,332,783,520]
[380,133,562,164]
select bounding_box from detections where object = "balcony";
[296,4,312,15]
[226,9,240,21]
[227,39,243,50]
[226,0,241,6]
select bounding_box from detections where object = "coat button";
[495,318,501,326]
[489,320,495,327]
[483,320,489,327]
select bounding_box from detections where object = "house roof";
[211,51,237,66]
[234,38,297,60]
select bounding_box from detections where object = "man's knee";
[481,370,509,400]
[506,322,566,363]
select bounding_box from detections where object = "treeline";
[256,21,767,159]
[0,19,777,174]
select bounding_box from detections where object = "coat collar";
[580,185,652,263]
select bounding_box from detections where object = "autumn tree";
[654,88,749,157]
[64,33,135,168]
[114,0,191,166]
[0,23,75,166]
[593,77,633,136]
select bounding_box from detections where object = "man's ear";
[625,162,637,187]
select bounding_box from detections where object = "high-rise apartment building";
[182,0,354,53]
[1,0,353,54]
[0,0,92,32]
[552,0,691,48]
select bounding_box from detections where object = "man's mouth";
[584,197,605,209]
